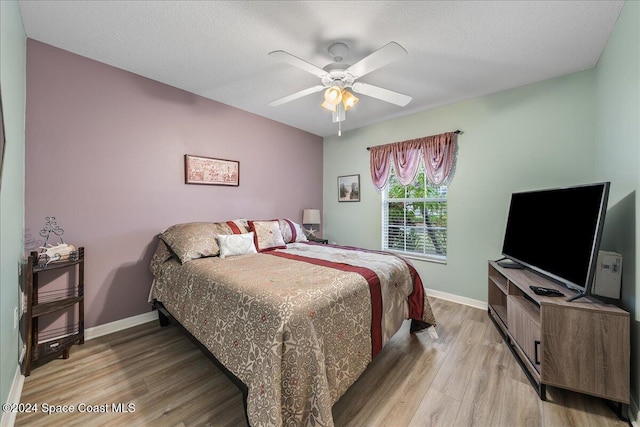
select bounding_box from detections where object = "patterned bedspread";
[150,242,436,426]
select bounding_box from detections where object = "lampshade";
[320,100,337,112]
[341,90,359,111]
[302,209,321,225]
[324,86,342,105]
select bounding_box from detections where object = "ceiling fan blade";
[346,42,407,79]
[269,85,325,107]
[351,82,412,107]
[268,50,328,78]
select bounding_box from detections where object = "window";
[382,165,448,262]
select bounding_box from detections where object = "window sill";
[384,249,447,265]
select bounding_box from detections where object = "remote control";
[529,286,564,297]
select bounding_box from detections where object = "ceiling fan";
[268,41,412,135]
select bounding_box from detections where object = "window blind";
[382,168,448,260]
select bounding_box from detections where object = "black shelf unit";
[22,247,85,376]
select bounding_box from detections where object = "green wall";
[323,0,638,414]
[594,0,640,416]
[0,0,26,413]
[323,69,596,303]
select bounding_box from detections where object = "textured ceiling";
[18,1,624,137]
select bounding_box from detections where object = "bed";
[148,219,437,426]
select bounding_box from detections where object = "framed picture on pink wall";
[184,154,240,186]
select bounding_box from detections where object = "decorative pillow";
[217,232,257,259]
[249,220,287,252]
[278,219,309,243]
[213,219,249,235]
[232,218,249,229]
[160,222,220,264]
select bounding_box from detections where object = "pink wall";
[25,40,323,329]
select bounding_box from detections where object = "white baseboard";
[0,365,24,427]
[84,310,157,341]
[426,288,487,311]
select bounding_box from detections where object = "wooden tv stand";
[487,260,629,406]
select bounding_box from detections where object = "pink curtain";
[392,139,423,186]
[369,132,457,189]
[370,144,393,190]
[422,132,456,185]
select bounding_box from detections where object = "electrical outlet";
[13,307,19,329]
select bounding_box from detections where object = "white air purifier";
[591,250,622,299]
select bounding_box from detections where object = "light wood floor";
[16,297,627,426]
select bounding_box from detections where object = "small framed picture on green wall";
[338,174,360,202]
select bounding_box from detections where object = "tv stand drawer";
[507,295,541,371]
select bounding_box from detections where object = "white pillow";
[216,232,258,259]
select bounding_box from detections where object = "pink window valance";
[369,131,458,190]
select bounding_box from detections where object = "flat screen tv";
[500,182,610,301]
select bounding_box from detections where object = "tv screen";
[501,182,610,295]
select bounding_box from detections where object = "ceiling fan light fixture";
[320,100,337,112]
[324,85,343,105]
[268,41,411,136]
[341,90,358,111]
[332,103,345,123]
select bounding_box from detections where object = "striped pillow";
[278,219,308,243]
[213,219,249,235]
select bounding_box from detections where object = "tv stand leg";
[604,400,629,422]
[565,291,587,302]
[539,384,546,401]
